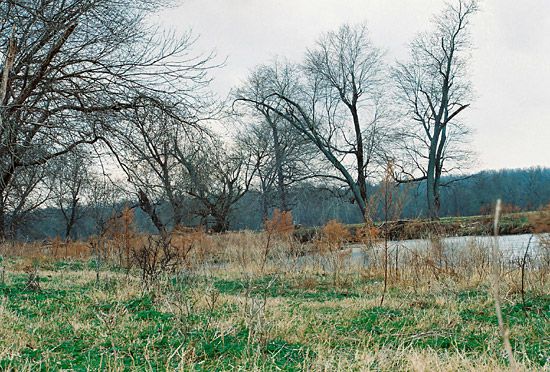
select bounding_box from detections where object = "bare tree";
[2,165,52,239]
[392,0,478,219]
[112,101,212,231]
[236,24,388,219]
[236,123,276,219]
[0,0,214,239]
[304,24,387,213]
[86,173,124,237]
[236,71,320,215]
[49,149,92,240]
[235,116,321,221]
[175,139,255,232]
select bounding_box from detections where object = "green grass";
[214,275,362,301]
[0,262,548,371]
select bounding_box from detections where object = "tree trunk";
[270,121,288,212]
[64,198,79,241]
[350,107,367,207]
[172,199,184,228]
[426,135,439,220]
[138,189,166,236]
[65,213,75,241]
[211,212,229,233]
[0,201,5,242]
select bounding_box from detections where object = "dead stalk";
[491,199,517,370]
[520,234,534,313]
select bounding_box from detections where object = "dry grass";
[0,223,548,370]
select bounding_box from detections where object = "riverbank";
[294,210,550,242]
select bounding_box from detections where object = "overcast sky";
[153,0,550,172]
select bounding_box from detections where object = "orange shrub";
[318,220,351,254]
[49,236,90,259]
[171,227,217,267]
[265,209,294,239]
[355,224,380,245]
[104,207,136,267]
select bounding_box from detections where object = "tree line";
[3,0,538,242]
[12,167,550,240]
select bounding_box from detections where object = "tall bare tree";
[236,123,276,219]
[2,165,52,239]
[235,105,320,217]
[237,24,388,219]
[304,24,387,211]
[393,0,478,218]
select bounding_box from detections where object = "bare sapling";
[105,207,136,272]
[242,273,277,350]
[261,221,274,274]
[491,199,517,370]
[133,234,179,286]
[24,261,41,292]
[379,162,405,306]
[520,234,534,314]
[89,237,104,285]
[356,222,380,275]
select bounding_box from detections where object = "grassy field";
[0,228,548,371]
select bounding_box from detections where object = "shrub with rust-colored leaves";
[265,209,294,238]
[356,224,380,246]
[105,207,136,268]
[172,227,217,267]
[318,220,351,254]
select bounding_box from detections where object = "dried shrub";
[356,223,380,248]
[50,236,63,258]
[104,207,136,269]
[318,220,351,254]
[171,227,215,269]
[265,209,294,239]
[315,220,352,285]
[402,220,427,240]
[264,209,308,270]
[528,205,550,234]
[248,209,295,273]
[46,237,90,259]
[462,238,491,283]
[132,236,179,285]
[24,263,40,292]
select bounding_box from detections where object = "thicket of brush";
[0,208,548,370]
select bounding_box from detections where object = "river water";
[348,233,547,266]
